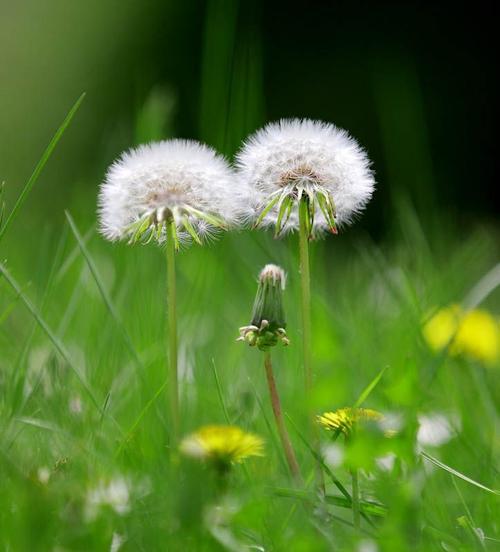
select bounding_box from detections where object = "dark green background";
[0,1,496,239]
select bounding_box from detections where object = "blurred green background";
[1,0,497,236]
[1,1,499,550]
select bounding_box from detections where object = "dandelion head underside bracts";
[99,139,246,249]
[236,119,375,238]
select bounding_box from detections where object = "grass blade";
[0,93,86,243]
[65,211,144,374]
[211,358,231,424]
[285,413,376,528]
[0,261,111,424]
[421,451,500,496]
[354,365,388,408]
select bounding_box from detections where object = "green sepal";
[274,194,293,237]
[184,206,227,230]
[181,216,202,245]
[254,193,281,229]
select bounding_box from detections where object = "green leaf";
[0,93,86,244]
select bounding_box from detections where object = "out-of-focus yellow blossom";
[423,304,500,364]
[180,425,264,466]
[317,407,383,437]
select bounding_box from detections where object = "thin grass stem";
[351,468,360,531]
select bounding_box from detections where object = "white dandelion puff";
[236,118,375,237]
[98,139,245,248]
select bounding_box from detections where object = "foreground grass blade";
[115,380,168,458]
[421,451,500,496]
[354,365,388,408]
[275,487,387,517]
[0,93,86,244]
[0,262,107,420]
[211,358,231,424]
[65,211,144,373]
[286,413,376,528]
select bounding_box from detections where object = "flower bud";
[238,264,289,351]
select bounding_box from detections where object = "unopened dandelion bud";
[239,264,289,351]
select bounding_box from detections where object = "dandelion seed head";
[98,139,246,245]
[180,425,264,466]
[236,119,375,234]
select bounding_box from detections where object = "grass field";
[1,123,499,551]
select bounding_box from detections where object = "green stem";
[298,198,325,492]
[298,199,312,392]
[264,352,302,481]
[351,468,360,531]
[166,220,179,443]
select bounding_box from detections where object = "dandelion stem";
[264,352,302,481]
[351,468,360,531]
[298,199,313,393]
[166,220,179,443]
[298,198,325,492]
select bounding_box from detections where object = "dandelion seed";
[317,407,383,438]
[423,304,500,364]
[236,118,375,237]
[180,425,264,469]
[98,139,243,247]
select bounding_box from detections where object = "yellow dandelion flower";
[317,407,383,437]
[180,425,264,465]
[423,304,500,364]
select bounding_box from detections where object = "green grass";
[1,186,499,549]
